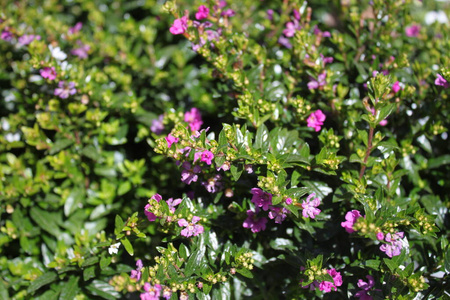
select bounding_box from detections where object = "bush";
[0,0,449,299]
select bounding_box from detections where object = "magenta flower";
[405,24,420,37]
[18,34,40,46]
[307,72,327,90]
[195,5,209,20]
[380,232,405,258]
[301,193,321,219]
[285,197,293,205]
[302,268,342,293]
[243,209,268,233]
[202,174,223,193]
[1,28,13,41]
[392,81,401,93]
[40,67,57,80]
[165,133,179,148]
[71,41,90,59]
[178,216,204,237]
[283,19,301,37]
[130,259,143,281]
[313,25,331,37]
[268,206,289,224]
[200,150,214,165]
[250,188,273,211]
[144,194,162,222]
[150,114,164,135]
[435,74,449,88]
[328,268,343,287]
[278,36,292,49]
[267,9,274,20]
[166,198,182,213]
[319,281,337,293]
[376,232,384,241]
[170,16,188,35]
[355,275,375,300]
[341,210,362,233]
[184,108,203,131]
[307,109,326,132]
[54,81,76,99]
[181,161,202,185]
[140,283,162,300]
[68,22,82,35]
[221,9,235,17]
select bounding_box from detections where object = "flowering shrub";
[0,0,449,299]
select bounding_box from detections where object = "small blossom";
[313,25,331,37]
[341,210,362,233]
[392,81,401,93]
[54,81,76,99]
[307,109,326,132]
[202,174,223,193]
[144,194,162,222]
[40,67,57,80]
[178,216,204,237]
[162,288,172,300]
[283,19,300,37]
[405,24,420,37]
[1,28,13,41]
[71,41,90,59]
[268,206,289,224]
[250,188,272,211]
[307,72,327,90]
[49,45,67,60]
[18,34,40,46]
[140,283,162,300]
[267,9,274,20]
[217,161,230,171]
[181,161,202,185]
[355,275,375,300]
[278,36,292,49]
[108,242,121,255]
[285,197,293,205]
[165,133,179,148]
[243,209,268,233]
[170,16,188,35]
[380,232,405,258]
[166,198,182,213]
[150,114,164,135]
[68,22,83,35]
[196,5,210,20]
[200,150,214,165]
[130,259,144,281]
[184,108,203,131]
[301,193,321,219]
[245,164,254,174]
[435,74,449,88]
[221,9,235,17]
[319,281,337,293]
[376,232,384,241]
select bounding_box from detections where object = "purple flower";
[54,81,76,99]
[166,198,182,213]
[283,20,300,37]
[278,36,292,48]
[150,114,164,135]
[18,34,40,46]
[181,161,202,185]
[140,283,162,300]
[319,281,336,293]
[243,209,268,233]
[268,206,288,224]
[200,150,214,165]
[165,133,179,148]
[328,268,343,287]
[307,72,327,90]
[267,9,274,20]
[1,28,13,41]
[435,74,449,88]
[196,5,209,20]
[293,9,301,20]
[71,41,90,59]
[184,108,203,131]
[285,198,293,205]
[40,67,57,80]
[313,25,331,37]
[68,22,82,35]
[307,109,326,132]
[405,25,420,37]
[355,275,375,300]
[301,193,321,219]
[178,216,204,237]
[130,259,143,281]
[221,9,235,17]
[202,174,223,193]
[376,232,384,241]
[341,210,362,233]
[392,81,401,93]
[144,194,162,222]
[320,54,334,65]
[170,16,188,35]
[380,232,405,258]
[250,188,272,211]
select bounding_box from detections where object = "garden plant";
[0,0,449,299]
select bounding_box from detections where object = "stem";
[359,126,374,180]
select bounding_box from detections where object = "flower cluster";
[140,283,172,300]
[302,268,343,293]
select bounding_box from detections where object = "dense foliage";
[0,0,449,299]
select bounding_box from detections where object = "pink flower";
[301,193,321,219]
[18,34,40,46]
[376,232,384,241]
[341,210,362,233]
[40,67,57,80]
[150,114,164,135]
[178,216,204,237]
[184,108,203,131]
[54,81,76,99]
[130,259,143,281]
[144,194,162,222]
[268,207,288,224]
[313,25,331,37]
[1,28,13,41]
[307,72,327,90]
[319,281,336,293]
[285,198,293,205]
[200,150,214,165]
[405,25,420,37]
[283,20,300,37]
[170,16,188,35]
[165,133,179,148]
[380,232,405,258]
[355,275,375,300]
[181,161,202,185]
[166,198,182,213]
[140,283,162,300]
[195,5,209,20]
[68,22,82,35]
[307,109,326,132]
[221,9,235,17]
[267,9,274,20]
[250,188,272,211]
[392,81,401,93]
[243,209,268,233]
[328,268,343,287]
[71,41,90,59]
[435,74,449,88]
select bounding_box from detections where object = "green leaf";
[81,145,102,161]
[236,268,254,278]
[64,187,84,217]
[445,246,450,273]
[30,207,61,237]
[85,280,120,300]
[100,255,112,270]
[59,276,79,300]
[0,279,9,300]
[121,237,134,256]
[185,249,205,277]
[428,154,450,169]
[179,243,189,260]
[50,139,74,155]
[83,266,96,281]
[383,257,398,272]
[117,181,131,196]
[230,164,243,181]
[81,257,99,268]
[27,271,58,294]
[377,103,395,125]
[254,124,269,150]
[114,215,124,236]
[364,259,381,270]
